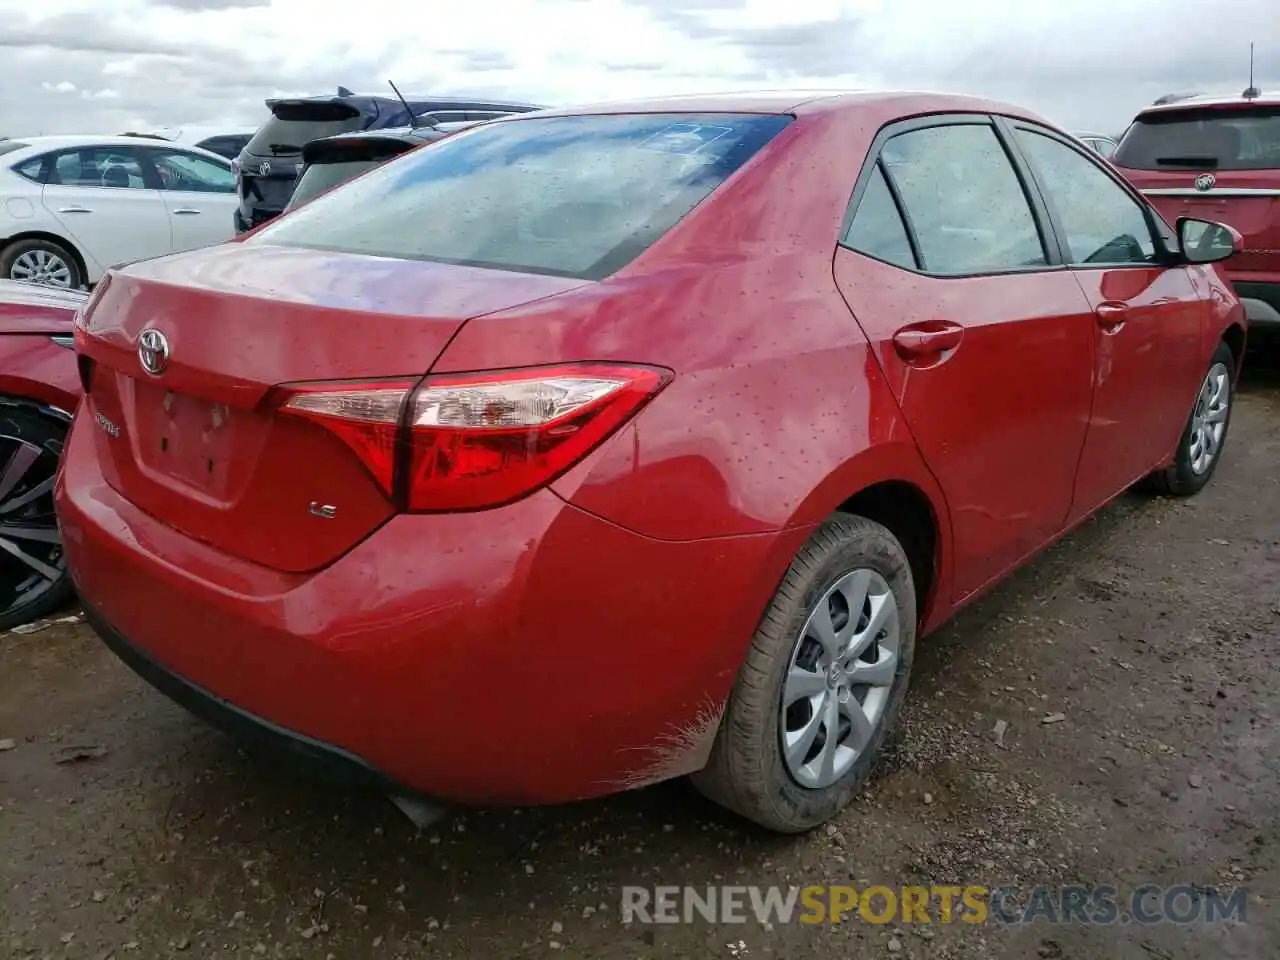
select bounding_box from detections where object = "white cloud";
[0,0,1276,138]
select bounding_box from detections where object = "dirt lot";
[2,350,1278,960]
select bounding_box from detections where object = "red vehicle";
[58,92,1245,833]
[1111,90,1280,337]
[0,279,83,629]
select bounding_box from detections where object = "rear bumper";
[1231,280,1280,329]
[57,408,804,805]
[82,598,404,793]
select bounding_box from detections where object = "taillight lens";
[271,363,671,512]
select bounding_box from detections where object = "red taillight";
[270,363,672,511]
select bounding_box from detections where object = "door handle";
[892,322,965,361]
[58,206,92,213]
[171,208,202,215]
[1094,301,1129,331]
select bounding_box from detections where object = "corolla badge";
[1194,173,1216,192]
[137,327,170,376]
[258,159,272,176]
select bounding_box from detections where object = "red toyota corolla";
[57,92,1245,833]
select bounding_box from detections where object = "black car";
[233,90,543,233]
[283,117,484,213]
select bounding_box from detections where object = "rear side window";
[1113,106,1280,170]
[12,157,43,182]
[843,164,917,269]
[245,103,366,157]
[252,113,792,281]
[878,124,1048,275]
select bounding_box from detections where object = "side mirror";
[1177,217,1242,264]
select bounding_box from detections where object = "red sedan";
[0,280,83,629]
[58,92,1245,833]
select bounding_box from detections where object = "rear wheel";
[691,513,916,833]
[0,238,84,290]
[0,403,73,631]
[1144,341,1236,497]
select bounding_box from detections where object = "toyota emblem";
[258,160,272,176]
[138,328,170,376]
[1194,173,1216,192]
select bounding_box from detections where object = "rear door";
[1113,103,1280,277]
[39,145,171,270]
[1008,120,1206,518]
[833,115,1096,601]
[140,146,239,253]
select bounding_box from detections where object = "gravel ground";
[2,348,1277,960]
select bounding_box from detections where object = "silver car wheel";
[779,568,901,790]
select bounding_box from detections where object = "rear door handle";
[58,206,91,213]
[1094,301,1129,331]
[171,208,202,215]
[892,322,965,361]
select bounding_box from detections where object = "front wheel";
[1144,340,1236,497]
[691,513,917,833]
[0,403,74,631]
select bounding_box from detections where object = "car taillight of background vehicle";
[269,363,673,511]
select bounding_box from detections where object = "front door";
[834,117,1096,601]
[1007,123,1206,519]
[142,147,240,253]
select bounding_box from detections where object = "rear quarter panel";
[431,107,958,627]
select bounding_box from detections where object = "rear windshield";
[249,112,792,280]
[0,141,29,157]
[287,159,385,209]
[245,103,367,158]
[1114,105,1280,171]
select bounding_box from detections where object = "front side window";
[1015,128,1156,266]
[50,147,147,189]
[878,123,1048,275]
[252,112,792,280]
[146,149,235,192]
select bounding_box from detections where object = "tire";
[0,402,74,631]
[1144,340,1236,497]
[691,513,917,833]
[0,238,84,290]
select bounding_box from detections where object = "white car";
[0,134,239,289]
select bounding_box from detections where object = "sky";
[1,0,1276,139]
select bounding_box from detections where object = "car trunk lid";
[1133,169,1280,275]
[76,243,588,572]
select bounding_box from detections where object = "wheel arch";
[778,440,954,632]
[0,231,92,287]
[1221,322,1246,379]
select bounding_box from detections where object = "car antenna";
[388,80,429,129]
[1243,42,1261,99]
[337,85,354,97]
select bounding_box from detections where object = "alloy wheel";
[779,568,901,789]
[0,433,65,620]
[9,249,74,288]
[1188,361,1231,475]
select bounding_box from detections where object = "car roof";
[266,93,545,110]
[510,89,1051,121]
[0,134,234,161]
[1138,90,1280,115]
